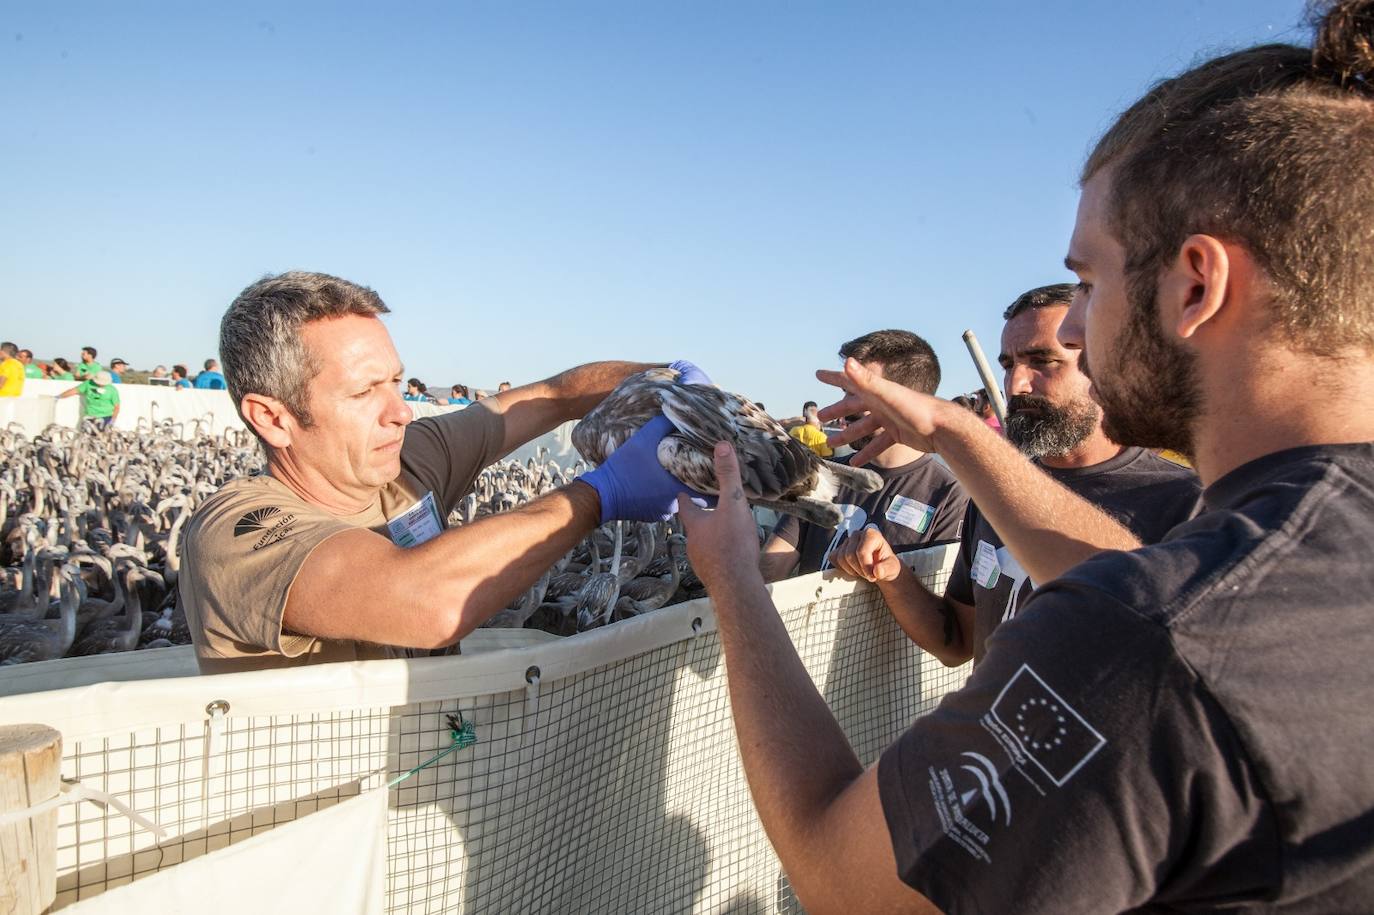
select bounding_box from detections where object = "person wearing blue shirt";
[108,357,128,383]
[403,378,432,402]
[171,364,193,389]
[447,383,471,406]
[194,358,227,389]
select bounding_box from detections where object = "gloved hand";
[669,360,712,386]
[581,415,707,522]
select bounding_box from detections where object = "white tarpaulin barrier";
[0,545,968,912]
[1,380,578,456]
[64,782,388,915]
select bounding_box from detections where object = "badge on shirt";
[885,494,936,534]
[386,491,444,548]
[971,540,1001,589]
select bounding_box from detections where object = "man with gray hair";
[828,283,1199,666]
[181,270,706,672]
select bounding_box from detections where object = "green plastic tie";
[387,712,478,789]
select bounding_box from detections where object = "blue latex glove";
[581,415,706,522]
[669,360,712,386]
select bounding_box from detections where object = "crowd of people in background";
[0,342,231,394]
[401,378,512,406]
[1,340,516,412]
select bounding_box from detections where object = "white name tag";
[387,491,445,548]
[885,494,936,534]
[971,539,1001,589]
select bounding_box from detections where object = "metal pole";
[961,330,1008,427]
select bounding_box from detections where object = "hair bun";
[1312,0,1374,92]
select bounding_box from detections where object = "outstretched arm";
[678,444,940,915]
[486,361,658,455]
[282,406,694,648]
[818,359,1139,585]
[285,481,603,648]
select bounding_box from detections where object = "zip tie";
[0,779,168,841]
[386,711,477,789]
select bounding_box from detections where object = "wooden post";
[0,724,61,915]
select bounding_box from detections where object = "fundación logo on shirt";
[233,507,298,551]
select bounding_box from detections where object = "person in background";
[971,389,1001,433]
[151,365,169,379]
[73,346,102,381]
[18,349,43,379]
[403,379,430,402]
[47,358,74,381]
[762,330,969,581]
[171,364,192,389]
[195,358,227,390]
[447,384,471,406]
[828,284,1199,667]
[473,389,488,401]
[0,342,24,397]
[59,369,120,429]
[786,401,833,458]
[108,358,128,383]
[497,381,513,392]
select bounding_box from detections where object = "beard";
[1088,272,1202,456]
[1004,393,1100,459]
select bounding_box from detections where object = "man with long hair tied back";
[677,2,1374,911]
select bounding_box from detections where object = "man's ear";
[240,393,296,450]
[1158,234,1232,340]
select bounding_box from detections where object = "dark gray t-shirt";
[879,443,1374,912]
[947,447,1201,662]
[774,454,968,576]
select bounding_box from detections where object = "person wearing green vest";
[59,370,120,429]
[73,345,103,381]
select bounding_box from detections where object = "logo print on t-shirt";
[233,507,297,550]
[985,664,1106,789]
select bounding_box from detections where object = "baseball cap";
[110,357,128,367]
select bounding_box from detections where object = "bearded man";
[827,284,1199,665]
[675,1,1374,908]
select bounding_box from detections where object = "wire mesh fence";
[0,545,969,913]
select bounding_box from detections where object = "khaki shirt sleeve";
[399,402,507,513]
[180,480,353,662]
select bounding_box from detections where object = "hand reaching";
[815,358,954,465]
[676,442,766,595]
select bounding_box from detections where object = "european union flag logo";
[990,664,1106,787]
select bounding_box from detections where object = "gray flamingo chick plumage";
[573,368,881,528]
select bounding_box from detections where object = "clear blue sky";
[3,1,1305,411]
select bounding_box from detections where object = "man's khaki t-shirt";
[180,404,506,673]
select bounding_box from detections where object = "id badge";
[387,491,445,548]
[885,494,936,534]
[971,539,1001,589]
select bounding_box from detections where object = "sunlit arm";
[678,445,940,914]
[488,361,660,454]
[284,481,602,647]
[818,361,1139,585]
[828,527,974,667]
[928,405,1139,582]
